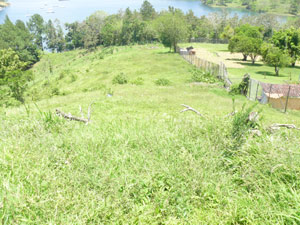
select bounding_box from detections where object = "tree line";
[1,0,300,106]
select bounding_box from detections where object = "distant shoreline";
[0,2,10,8]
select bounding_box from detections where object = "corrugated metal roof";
[261,82,300,98]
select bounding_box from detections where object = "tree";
[0,49,30,103]
[261,44,291,76]
[155,9,187,52]
[0,16,40,66]
[65,22,85,50]
[45,20,57,52]
[272,28,300,67]
[45,19,66,52]
[82,11,107,49]
[289,0,299,15]
[102,15,123,46]
[27,14,45,50]
[228,24,263,62]
[140,0,156,21]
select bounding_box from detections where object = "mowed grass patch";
[1,45,300,224]
[181,43,300,84]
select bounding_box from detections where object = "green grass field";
[182,43,300,84]
[1,45,300,224]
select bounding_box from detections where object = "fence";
[184,38,229,44]
[177,47,232,89]
[247,79,300,112]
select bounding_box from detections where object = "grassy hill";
[1,45,300,224]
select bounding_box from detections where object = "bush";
[229,74,249,96]
[112,73,128,85]
[70,74,78,83]
[231,103,261,150]
[51,87,60,96]
[229,84,241,95]
[155,78,171,86]
[190,68,218,84]
[131,77,144,85]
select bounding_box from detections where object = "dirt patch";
[194,47,262,69]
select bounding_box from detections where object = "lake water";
[0,0,260,24]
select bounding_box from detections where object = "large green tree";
[261,44,291,76]
[228,24,263,62]
[0,16,40,66]
[140,0,156,21]
[272,28,300,67]
[0,49,30,103]
[27,14,45,50]
[155,9,187,52]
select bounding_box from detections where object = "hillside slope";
[1,45,300,224]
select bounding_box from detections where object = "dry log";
[56,109,89,124]
[180,104,203,116]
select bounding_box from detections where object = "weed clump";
[231,102,261,150]
[131,77,144,85]
[190,68,218,84]
[155,78,171,86]
[112,73,128,84]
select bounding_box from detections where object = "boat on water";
[47,8,55,13]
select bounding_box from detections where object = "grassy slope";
[183,43,300,84]
[1,45,300,224]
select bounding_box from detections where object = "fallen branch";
[269,124,299,130]
[56,109,89,124]
[180,104,203,117]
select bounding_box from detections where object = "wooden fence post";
[284,86,291,113]
[255,82,259,101]
[268,84,273,103]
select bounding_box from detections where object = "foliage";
[155,78,171,86]
[261,44,291,76]
[0,16,40,66]
[154,9,188,52]
[190,67,218,83]
[112,73,128,84]
[229,74,250,96]
[131,77,144,85]
[231,103,260,149]
[27,14,45,50]
[45,19,65,52]
[228,24,263,63]
[272,28,300,66]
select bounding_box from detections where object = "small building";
[260,83,300,110]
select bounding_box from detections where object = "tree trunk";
[242,54,248,61]
[173,42,177,53]
[275,66,279,76]
[291,61,296,67]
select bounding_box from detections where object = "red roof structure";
[261,83,300,98]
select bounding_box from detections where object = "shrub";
[131,77,144,85]
[70,74,78,83]
[112,73,128,85]
[231,103,261,150]
[230,74,250,96]
[155,78,171,86]
[191,68,218,84]
[51,87,60,96]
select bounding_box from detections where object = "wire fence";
[186,38,229,44]
[177,47,232,89]
[247,79,300,112]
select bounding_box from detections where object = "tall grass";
[1,45,300,224]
